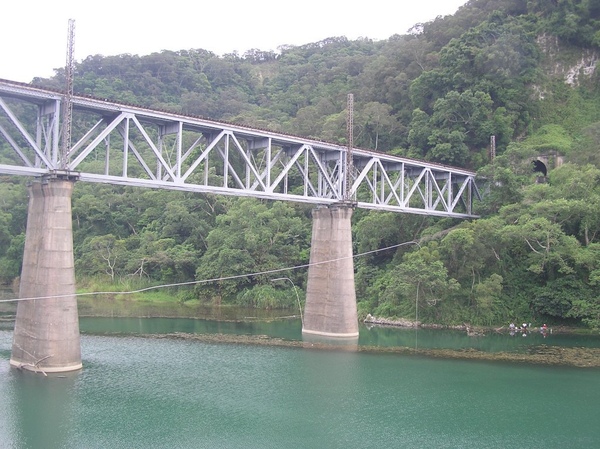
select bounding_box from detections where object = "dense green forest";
[2,0,600,329]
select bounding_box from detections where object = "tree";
[0,179,28,284]
[408,90,496,167]
[374,243,459,321]
[354,101,400,150]
[473,273,504,324]
[572,122,600,166]
[77,235,127,281]
[439,227,480,287]
[195,199,309,304]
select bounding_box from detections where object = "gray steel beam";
[0,79,480,218]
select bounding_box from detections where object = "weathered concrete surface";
[10,179,82,373]
[303,205,359,338]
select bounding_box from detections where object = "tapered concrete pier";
[303,205,359,338]
[10,177,82,373]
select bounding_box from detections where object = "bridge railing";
[0,79,480,218]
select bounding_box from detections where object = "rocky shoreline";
[364,314,465,330]
[363,314,584,335]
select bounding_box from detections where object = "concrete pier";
[303,205,359,338]
[10,178,82,373]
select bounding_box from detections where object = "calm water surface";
[1,312,599,448]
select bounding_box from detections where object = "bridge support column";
[303,205,359,338]
[10,177,82,373]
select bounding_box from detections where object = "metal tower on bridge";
[61,18,75,169]
[345,93,354,202]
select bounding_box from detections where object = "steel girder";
[0,79,480,218]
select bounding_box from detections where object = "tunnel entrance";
[532,159,548,176]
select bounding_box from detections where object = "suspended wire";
[0,241,420,304]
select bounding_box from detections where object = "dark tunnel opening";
[532,160,547,177]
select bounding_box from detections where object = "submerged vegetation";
[2,0,600,329]
[149,332,600,368]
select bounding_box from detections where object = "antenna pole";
[61,18,75,169]
[345,93,354,201]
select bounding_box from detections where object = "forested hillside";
[2,0,600,328]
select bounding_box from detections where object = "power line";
[0,240,420,304]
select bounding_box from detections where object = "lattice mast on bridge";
[61,18,75,169]
[489,135,496,161]
[345,93,354,201]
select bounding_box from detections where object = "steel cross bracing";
[0,79,480,218]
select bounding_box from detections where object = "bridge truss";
[0,79,480,218]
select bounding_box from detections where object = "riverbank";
[3,303,600,368]
[2,293,593,336]
[2,283,594,335]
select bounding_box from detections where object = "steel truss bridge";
[0,79,480,218]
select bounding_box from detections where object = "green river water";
[0,306,599,448]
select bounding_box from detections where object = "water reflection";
[9,370,79,448]
[302,332,359,351]
[7,295,599,352]
[75,314,600,353]
[360,324,600,351]
[77,297,296,321]
[299,349,361,447]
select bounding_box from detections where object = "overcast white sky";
[1,0,467,83]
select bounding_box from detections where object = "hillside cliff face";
[537,34,598,86]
